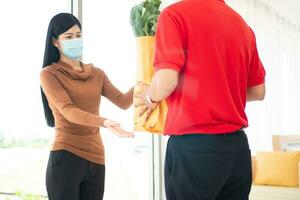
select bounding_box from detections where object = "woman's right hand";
[104,119,134,138]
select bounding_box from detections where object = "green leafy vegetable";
[130,0,162,37]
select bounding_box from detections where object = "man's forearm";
[149,81,176,102]
[246,91,265,102]
[246,84,266,102]
[148,69,179,102]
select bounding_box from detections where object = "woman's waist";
[55,124,100,135]
[51,142,105,164]
[53,130,104,152]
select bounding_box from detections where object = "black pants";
[46,150,105,200]
[164,130,252,200]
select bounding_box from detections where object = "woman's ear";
[52,37,59,48]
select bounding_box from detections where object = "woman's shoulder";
[40,66,60,84]
[89,64,106,77]
[40,64,57,77]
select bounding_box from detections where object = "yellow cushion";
[254,151,300,187]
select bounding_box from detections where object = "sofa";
[250,156,300,200]
[249,135,300,200]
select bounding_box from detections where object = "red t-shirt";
[154,0,266,135]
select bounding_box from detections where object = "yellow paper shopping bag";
[134,36,168,133]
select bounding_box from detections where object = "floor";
[0,138,151,200]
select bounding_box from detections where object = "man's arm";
[247,83,265,102]
[148,69,179,102]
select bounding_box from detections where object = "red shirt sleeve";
[154,9,186,72]
[248,30,266,87]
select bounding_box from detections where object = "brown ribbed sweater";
[40,60,133,164]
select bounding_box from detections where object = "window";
[0,0,71,197]
[82,1,152,200]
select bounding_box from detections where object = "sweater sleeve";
[102,71,134,110]
[40,70,106,127]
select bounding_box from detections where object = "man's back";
[154,0,266,135]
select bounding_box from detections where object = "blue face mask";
[60,38,83,60]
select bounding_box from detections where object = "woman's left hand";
[104,119,134,138]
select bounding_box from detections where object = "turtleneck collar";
[52,60,93,80]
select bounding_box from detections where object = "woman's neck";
[60,55,82,71]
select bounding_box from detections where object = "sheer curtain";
[226,0,300,151]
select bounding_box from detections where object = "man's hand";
[134,82,158,121]
[104,119,134,138]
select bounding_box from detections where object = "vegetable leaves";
[130,0,161,37]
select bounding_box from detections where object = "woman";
[40,13,134,200]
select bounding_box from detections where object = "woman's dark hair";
[41,13,81,127]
